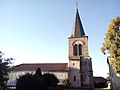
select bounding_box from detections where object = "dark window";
[79,44,82,55]
[73,44,77,56]
[74,76,76,81]
[73,63,75,65]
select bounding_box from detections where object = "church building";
[7,5,94,90]
[68,8,94,89]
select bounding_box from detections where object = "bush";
[16,68,60,90]
[43,73,59,87]
[16,73,45,90]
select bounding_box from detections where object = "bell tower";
[68,3,94,89]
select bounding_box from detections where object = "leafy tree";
[16,73,34,90]
[101,16,120,70]
[34,67,42,77]
[16,73,45,90]
[16,68,60,90]
[0,51,13,89]
[43,73,59,87]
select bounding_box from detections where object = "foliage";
[0,51,14,89]
[16,73,45,90]
[16,68,59,90]
[43,73,59,87]
[34,67,42,77]
[101,16,120,70]
[46,87,60,90]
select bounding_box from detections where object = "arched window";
[79,44,82,55]
[73,44,77,56]
[74,76,76,81]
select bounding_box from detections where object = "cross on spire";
[76,0,78,10]
[71,0,85,37]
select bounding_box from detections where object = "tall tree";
[101,16,120,70]
[0,51,14,89]
[34,67,42,77]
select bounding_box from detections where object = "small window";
[73,63,75,65]
[74,76,76,81]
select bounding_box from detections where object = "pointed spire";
[71,2,85,37]
[76,0,78,10]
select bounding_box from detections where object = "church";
[8,5,94,90]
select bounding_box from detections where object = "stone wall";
[107,58,120,90]
[8,71,68,83]
[80,57,94,89]
[68,36,89,59]
[69,60,81,87]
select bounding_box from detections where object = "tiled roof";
[12,63,68,71]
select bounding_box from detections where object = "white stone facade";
[69,60,81,87]
[8,70,68,84]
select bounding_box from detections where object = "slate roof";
[71,9,85,37]
[12,63,68,71]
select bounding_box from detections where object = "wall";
[8,71,68,84]
[69,60,81,87]
[107,58,120,90]
[81,57,94,89]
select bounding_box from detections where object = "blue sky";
[0,0,119,77]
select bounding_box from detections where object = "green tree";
[16,68,60,90]
[16,73,45,90]
[43,73,59,87]
[16,68,45,90]
[0,51,14,89]
[101,16,120,70]
[34,67,42,77]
